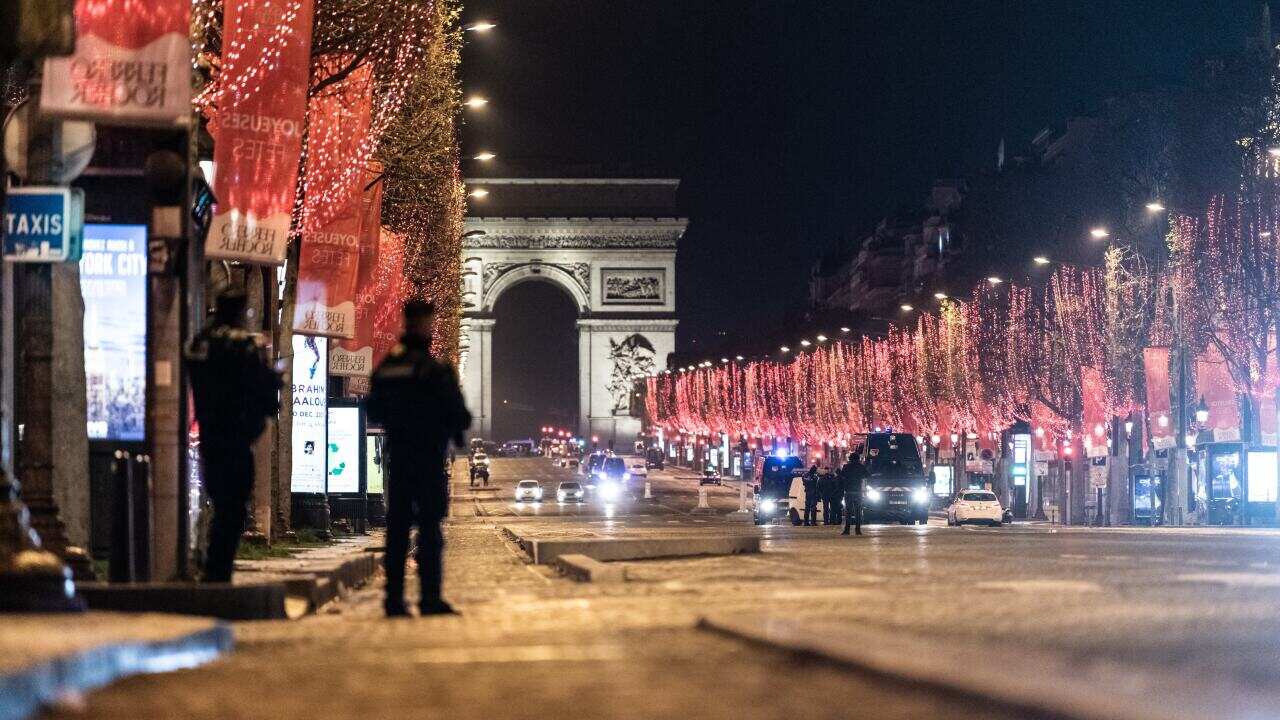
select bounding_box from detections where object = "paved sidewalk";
[1,613,230,720]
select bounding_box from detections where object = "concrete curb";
[500,527,760,565]
[0,620,232,720]
[698,614,1280,720]
[78,553,382,620]
[553,554,626,583]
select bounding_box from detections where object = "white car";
[947,490,1004,526]
[556,481,585,502]
[628,461,648,478]
[514,480,543,503]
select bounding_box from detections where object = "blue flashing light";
[774,447,788,459]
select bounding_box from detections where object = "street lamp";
[1146,202,1166,213]
[1033,256,1051,265]
[816,334,828,342]
[900,304,913,312]
[934,292,947,300]
[987,276,1003,285]
[839,327,851,333]
[467,188,489,199]
[472,151,496,161]
[735,355,744,361]
[1090,227,1110,239]
[1195,397,1209,424]
[780,345,790,353]
[465,21,496,32]
[462,96,489,109]
[799,339,811,347]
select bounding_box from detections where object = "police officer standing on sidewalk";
[368,301,471,617]
[802,464,820,526]
[840,452,868,536]
[818,469,838,525]
[188,291,283,582]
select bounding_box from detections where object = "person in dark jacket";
[188,291,283,582]
[818,470,839,525]
[840,453,868,536]
[802,465,820,526]
[367,300,471,617]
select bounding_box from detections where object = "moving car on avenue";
[946,490,1004,526]
[556,481,585,503]
[700,468,722,486]
[514,480,544,503]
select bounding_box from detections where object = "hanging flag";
[1142,347,1175,450]
[1196,344,1242,443]
[1081,367,1109,457]
[206,0,315,265]
[370,230,406,369]
[40,0,191,124]
[329,166,384,376]
[293,64,375,338]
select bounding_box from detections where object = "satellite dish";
[4,100,96,183]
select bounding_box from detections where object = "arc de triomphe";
[458,178,684,444]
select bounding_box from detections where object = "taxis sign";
[4,186,84,262]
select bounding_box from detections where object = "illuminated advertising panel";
[326,406,360,494]
[1248,451,1278,503]
[81,224,147,441]
[366,435,385,495]
[291,335,328,493]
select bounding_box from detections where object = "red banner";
[1143,347,1175,449]
[1081,367,1109,457]
[329,168,384,376]
[1196,344,1242,442]
[40,0,191,124]
[206,0,315,265]
[293,64,374,338]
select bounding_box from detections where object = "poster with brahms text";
[205,0,315,265]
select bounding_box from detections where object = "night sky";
[462,0,1269,437]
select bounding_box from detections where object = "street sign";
[4,186,83,262]
[1089,457,1109,488]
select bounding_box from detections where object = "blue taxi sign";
[4,186,84,262]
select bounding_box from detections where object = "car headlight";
[760,499,776,513]
[865,488,883,503]
[623,472,631,481]
[912,487,930,504]
[600,482,621,501]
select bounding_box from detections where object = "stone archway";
[457,178,684,444]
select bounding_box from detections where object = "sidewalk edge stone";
[0,621,232,720]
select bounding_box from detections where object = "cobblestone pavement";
[43,456,1280,718]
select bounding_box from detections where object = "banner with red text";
[329,169,384,376]
[205,0,315,264]
[293,65,374,338]
[41,0,191,124]
[1196,344,1242,443]
[1142,347,1175,450]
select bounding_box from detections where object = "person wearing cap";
[368,300,471,617]
[188,290,283,582]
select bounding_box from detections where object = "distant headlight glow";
[760,499,777,513]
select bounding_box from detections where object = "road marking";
[1175,572,1280,587]
[975,579,1102,593]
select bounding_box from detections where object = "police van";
[853,432,931,525]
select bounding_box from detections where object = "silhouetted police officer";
[817,470,836,525]
[368,301,471,617]
[840,453,868,536]
[188,291,282,582]
[802,464,820,526]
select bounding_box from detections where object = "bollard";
[736,482,750,513]
[697,486,710,509]
[644,481,652,499]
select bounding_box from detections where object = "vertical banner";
[293,64,375,337]
[329,168,384,375]
[1143,347,1175,450]
[290,335,328,493]
[1196,344,1242,443]
[370,231,407,369]
[206,0,315,265]
[40,0,191,124]
[1081,367,1108,457]
[81,224,148,440]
